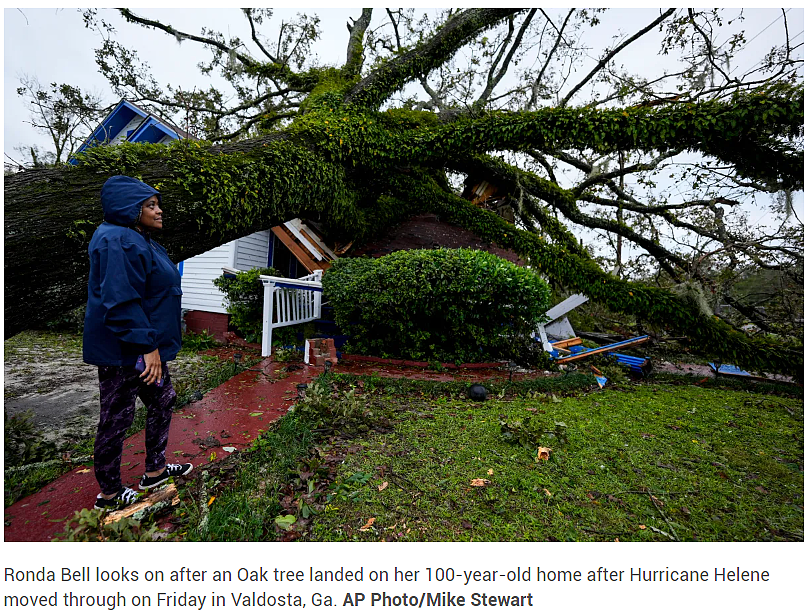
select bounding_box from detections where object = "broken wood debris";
[556,335,650,364]
[104,484,179,524]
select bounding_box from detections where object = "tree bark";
[3,143,314,337]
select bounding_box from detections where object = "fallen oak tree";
[4,8,803,379]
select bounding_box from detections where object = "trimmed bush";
[213,267,281,342]
[323,249,551,363]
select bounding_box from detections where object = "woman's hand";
[140,349,162,385]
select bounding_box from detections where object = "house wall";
[351,213,526,265]
[180,242,235,315]
[234,230,271,271]
[183,311,230,342]
[110,116,145,145]
[181,231,271,338]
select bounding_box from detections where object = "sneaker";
[94,486,141,510]
[138,463,193,490]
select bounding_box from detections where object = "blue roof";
[69,99,183,164]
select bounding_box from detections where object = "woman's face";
[138,196,163,231]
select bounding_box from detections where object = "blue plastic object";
[609,352,652,377]
[708,363,751,377]
[595,375,608,388]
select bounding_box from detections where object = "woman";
[83,175,192,510]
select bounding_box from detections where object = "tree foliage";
[323,249,552,364]
[8,75,105,170]
[212,266,281,342]
[5,8,804,376]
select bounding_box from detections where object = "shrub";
[323,248,552,364]
[181,330,218,352]
[4,410,56,467]
[212,267,281,342]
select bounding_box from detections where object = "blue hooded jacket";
[83,175,182,366]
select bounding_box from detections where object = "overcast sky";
[4,6,803,227]
[4,7,363,161]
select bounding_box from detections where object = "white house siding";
[180,242,235,314]
[234,230,271,271]
[180,231,270,314]
[110,116,145,145]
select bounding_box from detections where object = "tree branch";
[344,9,373,77]
[473,10,536,113]
[118,9,258,67]
[559,8,676,107]
[527,9,575,110]
[344,8,521,108]
[243,8,278,62]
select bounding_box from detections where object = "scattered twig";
[648,525,676,540]
[772,399,796,417]
[104,484,179,524]
[5,456,92,474]
[646,488,680,542]
[197,470,210,535]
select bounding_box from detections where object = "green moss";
[62,87,803,376]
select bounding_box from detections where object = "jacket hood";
[101,175,161,226]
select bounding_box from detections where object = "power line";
[729,9,796,76]
[735,29,803,78]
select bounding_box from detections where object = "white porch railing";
[260,270,323,356]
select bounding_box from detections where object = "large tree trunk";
[3,149,300,337]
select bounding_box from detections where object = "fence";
[259,270,323,356]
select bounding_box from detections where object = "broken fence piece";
[556,335,650,364]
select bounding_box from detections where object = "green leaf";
[274,514,297,530]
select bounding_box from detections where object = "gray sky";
[4,6,803,231]
[6,8,802,151]
[4,7,362,161]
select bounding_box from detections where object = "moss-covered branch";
[344,8,521,109]
[3,138,357,336]
[449,155,689,278]
[387,173,803,379]
[394,88,803,189]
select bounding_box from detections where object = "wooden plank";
[285,219,324,261]
[551,337,582,349]
[104,484,178,524]
[270,225,321,273]
[295,220,337,260]
[556,335,649,364]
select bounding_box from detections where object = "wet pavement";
[4,359,320,542]
[4,355,526,541]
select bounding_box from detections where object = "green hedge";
[212,267,281,342]
[323,249,551,363]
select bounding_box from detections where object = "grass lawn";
[176,376,803,542]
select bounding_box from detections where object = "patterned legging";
[94,363,177,495]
